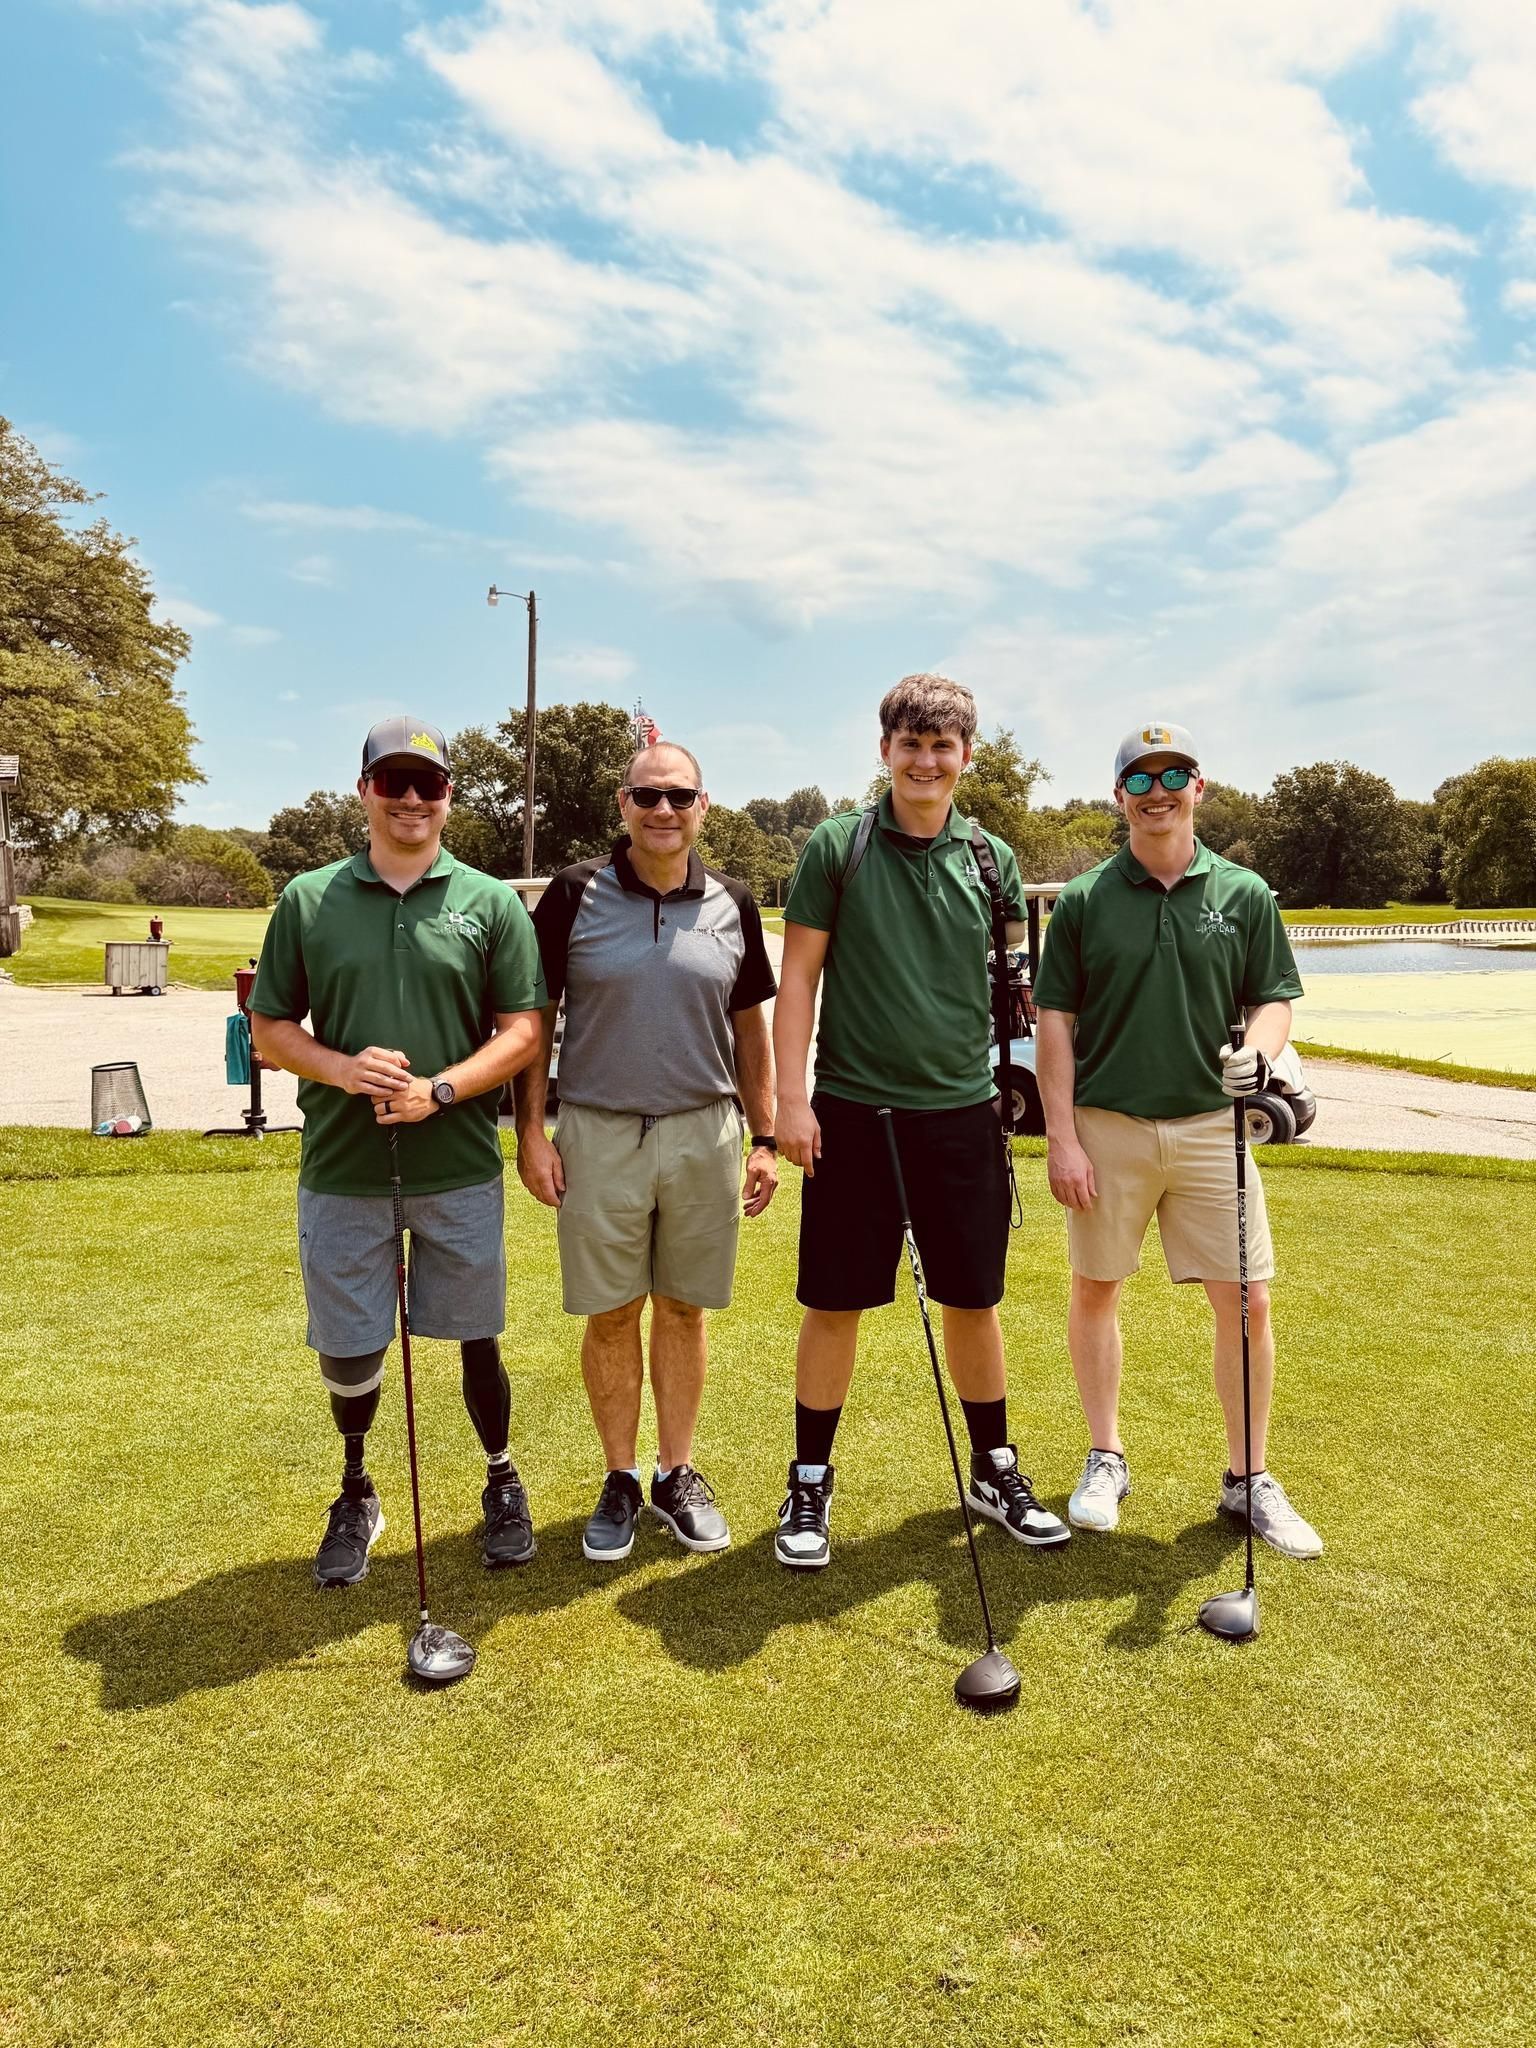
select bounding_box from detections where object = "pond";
[1288,941,1536,1071]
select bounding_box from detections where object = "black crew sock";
[1224,1467,1265,1487]
[960,1396,1009,1460]
[794,1399,842,1469]
[461,1337,511,1460]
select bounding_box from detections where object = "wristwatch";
[750,1134,777,1153]
[431,1078,457,1113]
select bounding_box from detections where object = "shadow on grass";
[618,1510,1243,1672]
[63,1510,1242,1710]
[62,1515,647,1712]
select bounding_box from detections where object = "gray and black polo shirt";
[531,838,777,1116]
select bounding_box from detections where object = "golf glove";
[1219,1042,1271,1097]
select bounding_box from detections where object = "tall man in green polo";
[1033,720,1323,1557]
[251,717,547,1588]
[773,673,1069,1568]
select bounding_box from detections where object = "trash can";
[92,1062,153,1134]
[104,941,170,995]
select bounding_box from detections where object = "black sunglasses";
[1120,766,1195,795]
[623,785,701,810]
[370,767,451,801]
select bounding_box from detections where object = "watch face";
[433,1082,455,1106]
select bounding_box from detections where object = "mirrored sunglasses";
[623,785,701,809]
[1120,766,1194,795]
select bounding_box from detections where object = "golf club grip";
[1228,1022,1248,1166]
[877,1109,913,1228]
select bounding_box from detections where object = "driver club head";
[1197,1587,1260,1644]
[406,1620,477,1687]
[954,1647,1021,1715]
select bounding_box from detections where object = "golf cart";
[988,930,1318,1146]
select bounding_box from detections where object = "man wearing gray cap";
[251,717,548,1588]
[1031,722,1323,1559]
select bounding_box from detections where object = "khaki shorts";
[553,1098,745,1315]
[1066,1106,1275,1285]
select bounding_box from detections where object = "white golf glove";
[1219,1042,1271,1098]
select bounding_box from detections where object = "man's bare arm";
[772,922,829,1174]
[250,1015,406,1098]
[1036,1007,1096,1211]
[512,1006,565,1207]
[731,1002,774,1137]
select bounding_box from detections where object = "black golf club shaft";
[878,1109,1001,1655]
[388,1129,431,1624]
[1230,1025,1255,1598]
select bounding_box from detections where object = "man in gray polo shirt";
[514,741,779,1562]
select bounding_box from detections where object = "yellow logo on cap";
[410,733,439,754]
[1142,725,1172,745]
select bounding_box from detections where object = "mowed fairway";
[2,1142,1532,2047]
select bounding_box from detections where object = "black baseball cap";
[361,717,452,779]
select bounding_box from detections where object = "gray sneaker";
[583,1470,644,1562]
[1219,1470,1323,1559]
[1068,1449,1131,1531]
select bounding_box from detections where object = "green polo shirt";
[785,792,1025,1110]
[250,848,546,1196]
[1033,841,1303,1119]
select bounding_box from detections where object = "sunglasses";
[623,785,701,810]
[370,767,451,801]
[1120,766,1195,795]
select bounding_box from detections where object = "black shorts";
[796,1093,1010,1312]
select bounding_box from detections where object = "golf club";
[389,1128,477,1686]
[878,1108,1020,1714]
[1197,1026,1260,1644]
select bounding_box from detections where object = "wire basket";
[91,1061,152,1135]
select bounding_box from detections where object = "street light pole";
[487,585,538,876]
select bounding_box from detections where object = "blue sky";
[3,0,1534,830]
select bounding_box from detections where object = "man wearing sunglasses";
[251,716,548,1588]
[1032,721,1322,1559]
[514,742,778,1563]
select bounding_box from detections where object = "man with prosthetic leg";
[251,717,547,1586]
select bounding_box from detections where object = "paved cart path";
[2,962,1533,1156]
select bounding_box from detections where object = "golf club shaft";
[878,1110,1001,1655]
[1230,1027,1254,1596]
[388,1129,431,1622]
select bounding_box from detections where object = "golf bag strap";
[834,804,879,899]
[969,824,1016,1142]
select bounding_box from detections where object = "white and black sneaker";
[966,1447,1071,1548]
[775,1461,834,1569]
[314,1480,384,1588]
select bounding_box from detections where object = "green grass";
[10,897,274,990]
[1292,1039,1536,1093]
[1278,903,1536,925]
[2,1146,1532,2046]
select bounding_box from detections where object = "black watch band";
[750,1134,777,1153]
[431,1078,457,1112]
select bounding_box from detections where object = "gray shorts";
[553,1098,744,1315]
[297,1178,507,1355]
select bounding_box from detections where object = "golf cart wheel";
[1011,1071,1046,1136]
[1288,1087,1318,1135]
[1244,1093,1297,1146]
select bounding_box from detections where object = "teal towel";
[225,1012,251,1086]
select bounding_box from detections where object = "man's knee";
[1071,1274,1123,1316]
[651,1294,704,1326]
[587,1297,646,1340]
[1205,1279,1270,1326]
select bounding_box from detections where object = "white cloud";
[229,623,281,646]
[266,737,300,752]
[539,643,636,687]
[289,553,338,586]
[278,689,301,701]
[160,595,224,629]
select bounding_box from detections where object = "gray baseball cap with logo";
[361,716,453,779]
[1114,721,1198,782]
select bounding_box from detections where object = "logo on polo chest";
[1197,904,1237,940]
[443,908,483,940]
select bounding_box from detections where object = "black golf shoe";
[775,1461,834,1569]
[314,1480,384,1589]
[650,1464,731,1553]
[583,1470,644,1562]
[966,1447,1071,1548]
[481,1467,536,1568]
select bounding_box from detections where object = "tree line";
[3,417,1533,912]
